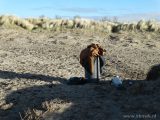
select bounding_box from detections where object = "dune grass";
[0,15,160,32]
[0,15,34,30]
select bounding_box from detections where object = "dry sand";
[0,27,160,120]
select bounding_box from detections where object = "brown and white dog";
[80,43,106,74]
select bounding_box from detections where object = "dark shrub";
[146,64,160,80]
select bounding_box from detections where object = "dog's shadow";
[0,70,159,120]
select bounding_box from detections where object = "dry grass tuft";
[23,109,43,120]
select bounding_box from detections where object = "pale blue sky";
[0,0,160,20]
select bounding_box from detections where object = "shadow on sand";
[0,70,159,120]
[0,70,66,83]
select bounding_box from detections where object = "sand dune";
[0,27,159,119]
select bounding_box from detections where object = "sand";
[0,27,159,120]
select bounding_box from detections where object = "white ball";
[111,76,122,87]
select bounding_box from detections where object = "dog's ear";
[87,43,96,48]
[98,47,106,55]
[87,43,93,48]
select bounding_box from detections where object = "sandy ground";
[0,27,160,120]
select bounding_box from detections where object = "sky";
[0,0,160,21]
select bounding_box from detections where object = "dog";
[80,43,106,75]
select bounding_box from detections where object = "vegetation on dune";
[0,15,160,32]
[0,15,34,30]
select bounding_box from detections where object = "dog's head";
[87,43,106,56]
[87,43,98,49]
